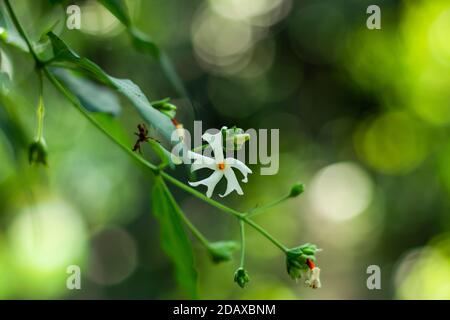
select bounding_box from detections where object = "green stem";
[239,220,245,268]
[161,172,243,219]
[246,194,291,218]
[35,71,44,141]
[4,0,40,64]
[242,216,288,252]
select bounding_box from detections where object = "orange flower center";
[217,162,225,171]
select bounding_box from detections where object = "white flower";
[305,267,321,289]
[188,131,252,198]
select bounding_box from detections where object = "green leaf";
[108,76,175,141]
[0,71,11,94]
[52,68,121,115]
[97,1,189,99]
[47,32,175,141]
[91,112,131,147]
[98,0,131,27]
[96,0,159,58]
[0,95,29,160]
[208,241,239,263]
[129,27,160,59]
[47,32,111,83]
[151,178,198,298]
[0,3,28,51]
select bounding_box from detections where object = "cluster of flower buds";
[152,98,177,119]
[234,268,250,288]
[285,243,321,289]
[221,126,250,151]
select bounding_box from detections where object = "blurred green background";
[1,0,450,299]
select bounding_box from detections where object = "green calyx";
[28,139,48,166]
[285,243,319,280]
[234,268,250,288]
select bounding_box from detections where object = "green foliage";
[208,241,239,263]
[52,69,121,116]
[151,178,198,298]
[0,3,27,51]
[147,137,175,170]
[0,0,322,297]
[98,0,131,27]
[0,97,28,160]
[46,32,175,141]
[0,72,11,93]
[97,0,189,98]
[129,27,160,59]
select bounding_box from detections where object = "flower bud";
[159,103,177,119]
[208,241,239,263]
[234,268,250,288]
[28,139,48,166]
[285,243,319,280]
[289,183,304,197]
[153,98,177,119]
[221,126,250,150]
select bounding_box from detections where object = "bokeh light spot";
[8,200,87,272]
[309,162,374,222]
[355,112,427,175]
[87,228,137,286]
[192,6,253,74]
[81,0,124,37]
[396,236,450,299]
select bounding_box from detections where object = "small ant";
[132,124,159,153]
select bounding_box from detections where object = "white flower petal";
[224,158,252,182]
[189,170,224,198]
[219,167,243,197]
[191,161,216,172]
[202,132,224,163]
[187,151,216,171]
